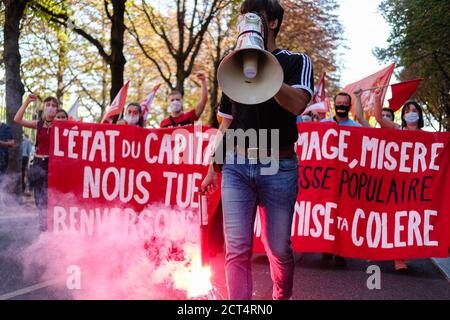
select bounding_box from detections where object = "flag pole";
[360,84,390,92]
[360,79,422,92]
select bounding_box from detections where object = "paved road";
[0,198,449,300]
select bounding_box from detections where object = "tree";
[375,0,450,131]
[2,0,29,193]
[277,0,344,95]
[19,14,74,102]
[200,7,236,126]
[30,0,127,105]
[126,0,232,96]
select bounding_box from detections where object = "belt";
[236,145,296,160]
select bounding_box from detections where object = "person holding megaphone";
[201,0,314,300]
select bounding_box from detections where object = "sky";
[337,0,395,87]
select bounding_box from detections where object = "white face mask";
[44,107,57,119]
[302,115,312,122]
[404,112,419,124]
[169,100,182,113]
[124,114,139,125]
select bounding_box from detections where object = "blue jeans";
[221,153,298,300]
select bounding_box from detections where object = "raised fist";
[196,71,206,82]
[28,94,38,102]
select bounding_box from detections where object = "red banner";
[254,123,450,260]
[48,122,450,261]
[48,121,220,238]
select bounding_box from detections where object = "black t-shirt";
[218,48,314,148]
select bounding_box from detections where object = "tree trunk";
[109,0,126,102]
[3,0,27,194]
[175,61,185,96]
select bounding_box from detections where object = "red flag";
[312,73,326,104]
[101,81,130,124]
[388,79,422,112]
[343,64,395,118]
[141,83,161,121]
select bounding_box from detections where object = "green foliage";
[375,0,450,131]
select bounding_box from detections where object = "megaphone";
[217,13,284,105]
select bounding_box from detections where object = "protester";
[381,107,395,122]
[0,122,14,176]
[373,98,425,271]
[14,94,59,231]
[117,103,145,127]
[55,109,69,121]
[202,0,313,300]
[22,133,32,193]
[321,92,362,127]
[160,72,207,128]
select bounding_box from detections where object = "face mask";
[335,105,350,118]
[44,107,57,119]
[124,114,140,125]
[169,101,182,113]
[302,115,312,122]
[404,112,419,124]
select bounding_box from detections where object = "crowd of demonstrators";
[0,121,14,177]
[2,1,435,298]
[5,68,207,231]
[14,94,59,231]
[160,72,208,128]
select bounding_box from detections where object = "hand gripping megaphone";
[217,13,284,105]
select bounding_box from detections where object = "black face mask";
[335,105,350,118]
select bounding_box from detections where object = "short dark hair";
[401,101,424,129]
[333,92,352,106]
[382,107,395,120]
[240,0,284,37]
